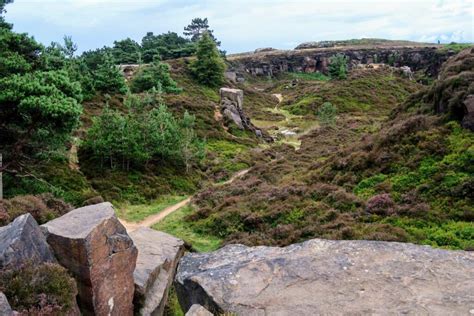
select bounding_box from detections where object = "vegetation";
[154,205,222,252]
[328,53,348,79]
[190,32,226,87]
[183,17,220,46]
[317,102,337,125]
[0,262,78,314]
[130,60,181,93]
[118,195,188,222]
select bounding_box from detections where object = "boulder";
[42,202,137,316]
[219,88,273,142]
[185,304,213,316]
[130,228,185,316]
[0,213,56,269]
[0,292,14,316]
[175,239,474,315]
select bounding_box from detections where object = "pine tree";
[191,32,225,87]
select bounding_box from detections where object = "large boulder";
[175,239,474,315]
[0,213,56,269]
[0,292,14,316]
[42,202,137,316]
[130,227,185,316]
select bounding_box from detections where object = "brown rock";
[42,202,137,316]
[130,227,185,316]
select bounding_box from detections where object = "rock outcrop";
[130,227,185,316]
[0,213,56,269]
[175,239,474,315]
[185,304,213,316]
[228,46,453,78]
[0,292,14,316]
[42,202,137,316]
[220,88,272,141]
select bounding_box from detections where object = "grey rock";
[42,202,137,316]
[219,88,273,142]
[130,227,185,316]
[0,213,56,269]
[175,239,474,315]
[185,304,213,316]
[0,292,14,316]
[224,71,237,83]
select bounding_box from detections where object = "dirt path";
[119,168,250,232]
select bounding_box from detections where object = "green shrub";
[317,102,337,125]
[190,32,225,87]
[0,262,78,314]
[328,54,348,79]
[130,61,181,93]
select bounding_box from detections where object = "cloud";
[4,0,473,53]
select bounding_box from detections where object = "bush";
[0,194,72,226]
[0,262,78,314]
[190,32,225,87]
[130,61,181,93]
[328,53,348,79]
[317,102,337,125]
[366,193,395,215]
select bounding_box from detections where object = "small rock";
[0,292,14,316]
[42,202,137,316]
[0,213,56,269]
[185,304,213,316]
[130,227,185,316]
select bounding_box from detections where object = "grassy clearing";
[153,205,222,252]
[118,195,188,222]
[289,72,330,81]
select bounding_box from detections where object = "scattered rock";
[0,292,14,316]
[42,202,137,316]
[0,213,56,269]
[82,195,105,206]
[219,88,273,142]
[130,227,185,316]
[175,239,474,315]
[185,304,213,316]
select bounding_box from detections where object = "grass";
[153,205,222,252]
[289,72,330,81]
[118,195,188,222]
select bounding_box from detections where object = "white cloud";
[5,0,473,53]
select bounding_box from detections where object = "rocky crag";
[228,44,455,78]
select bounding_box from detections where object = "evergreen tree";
[130,60,181,93]
[190,32,225,87]
[328,54,348,80]
[93,53,128,94]
[112,38,141,64]
[183,17,220,46]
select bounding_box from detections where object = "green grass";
[153,205,222,252]
[164,286,184,316]
[440,42,473,53]
[118,195,188,222]
[289,72,330,81]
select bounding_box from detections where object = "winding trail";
[119,168,250,232]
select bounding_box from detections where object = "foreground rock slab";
[0,214,56,269]
[175,239,474,315]
[42,202,137,316]
[130,227,185,316]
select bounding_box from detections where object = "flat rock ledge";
[130,227,185,316]
[175,239,474,315]
[42,202,137,316]
[0,213,56,269]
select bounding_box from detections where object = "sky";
[4,0,473,54]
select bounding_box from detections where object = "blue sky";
[4,0,473,54]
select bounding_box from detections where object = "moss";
[0,263,78,315]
